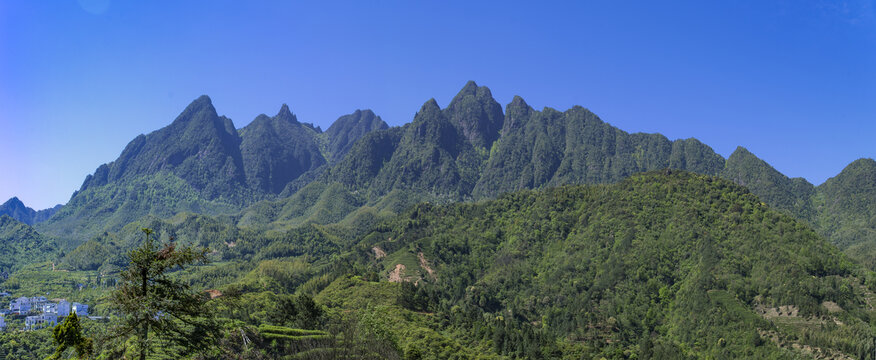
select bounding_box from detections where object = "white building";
[10,297,31,313]
[25,314,57,330]
[72,302,88,316]
[43,300,71,317]
[10,296,48,314]
[57,300,71,316]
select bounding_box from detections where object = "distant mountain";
[38,96,389,243]
[368,98,483,198]
[239,104,326,194]
[813,158,876,269]
[445,80,504,150]
[721,146,815,219]
[323,109,389,163]
[473,96,725,198]
[78,95,248,200]
[322,82,730,202]
[0,197,61,225]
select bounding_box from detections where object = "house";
[10,296,49,314]
[42,300,71,317]
[42,302,56,314]
[25,314,57,330]
[57,300,71,316]
[72,303,89,316]
[10,297,31,313]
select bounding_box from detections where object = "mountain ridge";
[0,197,62,225]
[34,82,876,262]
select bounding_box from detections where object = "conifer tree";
[50,313,93,359]
[107,228,217,359]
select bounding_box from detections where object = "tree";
[50,313,93,359]
[107,228,217,359]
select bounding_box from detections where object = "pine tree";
[106,228,217,359]
[50,313,93,359]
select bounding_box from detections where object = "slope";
[0,215,57,272]
[353,170,873,359]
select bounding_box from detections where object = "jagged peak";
[505,96,533,119]
[192,94,213,106]
[509,95,530,110]
[449,81,497,105]
[456,80,479,97]
[729,146,754,158]
[2,197,23,206]
[173,95,219,126]
[275,103,298,123]
[418,98,442,114]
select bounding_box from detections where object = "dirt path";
[418,252,435,279]
[388,264,406,282]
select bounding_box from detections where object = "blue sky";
[1,1,874,209]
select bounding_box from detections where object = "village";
[0,293,90,331]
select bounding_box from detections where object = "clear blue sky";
[1,1,874,209]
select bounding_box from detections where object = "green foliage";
[50,313,93,360]
[0,215,58,271]
[356,171,871,358]
[0,328,56,359]
[37,172,242,245]
[721,146,815,219]
[815,158,876,252]
[106,228,217,359]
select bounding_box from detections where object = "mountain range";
[2,81,867,268]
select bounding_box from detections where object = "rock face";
[323,109,389,163]
[444,81,504,150]
[472,95,726,199]
[79,95,248,200]
[239,104,326,194]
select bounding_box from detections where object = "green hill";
[347,171,875,359]
[0,215,57,271]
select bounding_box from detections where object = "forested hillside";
[0,215,57,271]
[347,171,875,358]
[32,171,875,359]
